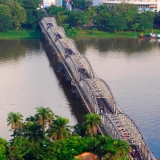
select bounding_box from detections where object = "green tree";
[22,0,40,9]
[111,3,138,30]
[7,1,26,29]
[107,15,127,32]
[0,138,8,159]
[55,10,70,26]
[86,6,97,26]
[23,122,44,142]
[113,139,130,159]
[132,23,139,32]
[0,4,11,16]
[8,136,31,159]
[48,116,71,140]
[83,113,102,136]
[92,136,115,159]
[94,5,111,30]
[7,112,23,130]
[4,110,131,159]
[0,14,13,32]
[132,11,155,31]
[68,11,89,27]
[35,106,55,131]
[47,5,66,16]
[23,9,45,29]
[112,3,138,16]
[72,123,86,137]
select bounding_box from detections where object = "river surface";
[0,38,160,158]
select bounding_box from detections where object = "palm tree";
[7,112,23,130]
[72,123,87,137]
[48,116,72,140]
[113,139,130,160]
[93,135,115,159]
[83,113,102,136]
[23,122,44,142]
[35,106,55,131]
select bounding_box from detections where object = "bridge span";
[39,17,156,160]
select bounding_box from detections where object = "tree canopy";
[0,14,13,32]
[2,107,130,159]
[0,0,45,32]
[47,4,159,32]
[7,1,26,29]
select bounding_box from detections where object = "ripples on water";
[75,37,160,158]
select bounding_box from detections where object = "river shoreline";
[0,28,155,39]
[1,28,160,39]
[0,30,44,39]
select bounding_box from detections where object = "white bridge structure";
[39,17,156,160]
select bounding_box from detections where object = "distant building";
[92,0,160,12]
[43,0,62,8]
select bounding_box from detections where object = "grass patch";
[67,28,160,39]
[1,28,160,40]
[0,29,44,39]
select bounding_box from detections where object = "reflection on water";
[0,39,87,141]
[75,38,160,158]
[76,37,160,54]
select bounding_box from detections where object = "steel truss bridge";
[39,17,156,160]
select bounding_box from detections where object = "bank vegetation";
[0,0,160,39]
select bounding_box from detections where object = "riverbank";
[1,28,160,39]
[67,29,138,39]
[0,30,44,39]
[67,28,160,39]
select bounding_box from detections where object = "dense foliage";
[0,0,159,34]
[47,3,160,33]
[0,14,12,32]
[1,107,130,159]
[0,0,45,32]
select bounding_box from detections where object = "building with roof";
[92,0,160,12]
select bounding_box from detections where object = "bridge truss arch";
[65,54,95,81]
[101,113,122,139]
[101,79,123,114]
[79,78,99,114]
[55,38,80,58]
[80,77,122,114]
[65,55,79,81]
